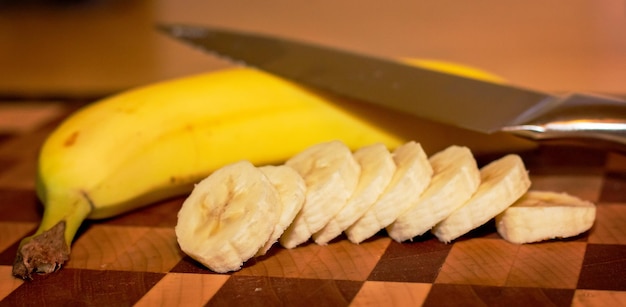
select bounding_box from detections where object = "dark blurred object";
[0,0,102,9]
[0,0,157,98]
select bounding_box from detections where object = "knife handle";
[502,93,626,150]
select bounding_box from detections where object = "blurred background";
[0,0,625,98]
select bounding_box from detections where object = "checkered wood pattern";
[0,101,625,306]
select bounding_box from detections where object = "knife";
[157,23,626,148]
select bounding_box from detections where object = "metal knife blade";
[158,23,626,148]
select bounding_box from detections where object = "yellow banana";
[12,68,399,279]
[12,61,534,279]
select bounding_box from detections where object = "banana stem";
[12,192,92,280]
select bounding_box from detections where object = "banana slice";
[345,141,433,244]
[279,141,361,249]
[387,145,481,242]
[175,161,280,273]
[432,154,531,243]
[496,191,596,244]
[312,143,396,245]
[256,165,306,256]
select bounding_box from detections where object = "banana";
[345,141,433,244]
[12,61,536,279]
[256,165,306,256]
[11,68,416,279]
[279,141,361,248]
[175,161,280,273]
[386,145,481,242]
[431,154,531,243]
[496,191,596,244]
[312,143,396,245]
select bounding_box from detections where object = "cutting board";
[0,101,625,306]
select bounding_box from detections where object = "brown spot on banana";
[63,131,79,147]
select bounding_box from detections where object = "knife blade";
[158,23,626,148]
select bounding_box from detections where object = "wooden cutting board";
[0,101,625,306]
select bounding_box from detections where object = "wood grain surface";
[0,102,625,306]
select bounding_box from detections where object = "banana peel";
[12,59,535,279]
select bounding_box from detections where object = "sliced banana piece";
[175,161,280,273]
[256,165,306,256]
[279,140,360,249]
[345,141,433,244]
[432,154,530,243]
[496,191,596,244]
[387,145,481,242]
[312,143,396,245]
